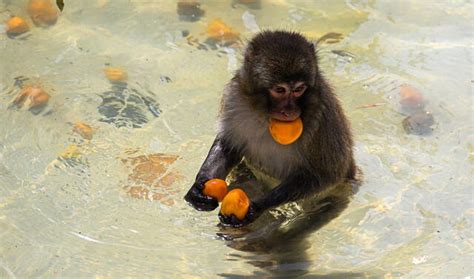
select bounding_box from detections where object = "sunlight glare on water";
[0,0,472,278]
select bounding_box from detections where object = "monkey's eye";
[293,85,307,96]
[274,86,287,94]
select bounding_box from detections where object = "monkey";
[184,30,357,227]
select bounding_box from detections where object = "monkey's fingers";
[218,203,256,227]
[184,185,219,211]
[218,213,244,227]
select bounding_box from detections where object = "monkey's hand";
[218,202,258,227]
[184,182,219,211]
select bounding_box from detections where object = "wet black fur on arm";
[184,136,242,211]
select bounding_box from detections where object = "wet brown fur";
[219,31,356,188]
[185,31,356,224]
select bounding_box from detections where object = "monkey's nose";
[282,111,297,118]
[275,110,300,121]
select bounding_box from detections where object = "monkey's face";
[242,31,317,122]
[268,81,307,121]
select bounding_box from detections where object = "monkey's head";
[240,31,318,122]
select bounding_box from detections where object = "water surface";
[0,0,472,277]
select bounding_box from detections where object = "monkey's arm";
[184,135,241,211]
[255,171,317,209]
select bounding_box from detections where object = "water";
[0,0,472,277]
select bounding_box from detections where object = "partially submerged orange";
[74,122,94,140]
[269,117,303,145]
[203,178,228,201]
[14,86,50,109]
[27,0,59,26]
[104,67,128,83]
[6,16,30,35]
[220,189,249,220]
[206,19,239,42]
[399,84,424,110]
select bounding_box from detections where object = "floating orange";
[59,144,81,159]
[202,178,228,201]
[399,84,424,110]
[268,117,303,145]
[14,86,50,109]
[206,19,239,42]
[104,67,128,83]
[6,16,29,35]
[220,189,249,220]
[74,122,94,140]
[27,0,59,26]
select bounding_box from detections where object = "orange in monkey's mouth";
[269,117,303,145]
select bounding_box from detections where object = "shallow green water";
[0,0,472,278]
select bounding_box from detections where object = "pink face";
[269,81,307,121]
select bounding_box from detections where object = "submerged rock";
[177,1,205,22]
[97,84,160,128]
[122,153,183,206]
[402,111,435,135]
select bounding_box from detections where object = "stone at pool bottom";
[402,111,435,135]
[177,1,205,22]
[98,84,160,128]
[122,153,183,206]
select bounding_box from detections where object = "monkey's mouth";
[270,111,301,122]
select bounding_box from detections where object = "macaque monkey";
[185,31,357,227]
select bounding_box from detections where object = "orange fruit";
[206,19,239,42]
[269,117,303,145]
[6,16,30,35]
[399,84,424,109]
[220,189,249,220]
[27,0,59,26]
[203,179,228,201]
[14,86,50,109]
[74,122,94,140]
[104,67,128,83]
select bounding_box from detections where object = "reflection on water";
[0,0,472,278]
[218,173,360,277]
[98,83,161,128]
